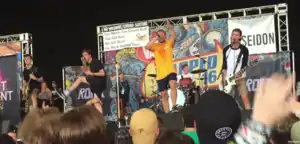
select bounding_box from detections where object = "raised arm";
[167,22,176,42]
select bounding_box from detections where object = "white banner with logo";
[228,15,276,54]
[102,22,149,51]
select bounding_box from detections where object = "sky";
[0,0,297,87]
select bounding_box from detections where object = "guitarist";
[22,55,43,109]
[222,28,251,110]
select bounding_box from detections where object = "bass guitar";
[219,59,259,94]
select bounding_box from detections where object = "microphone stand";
[53,88,66,112]
[196,55,210,91]
[115,63,121,128]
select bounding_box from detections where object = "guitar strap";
[233,48,244,74]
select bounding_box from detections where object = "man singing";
[145,22,177,113]
[222,28,251,110]
[22,55,43,107]
[64,49,106,113]
[177,64,195,83]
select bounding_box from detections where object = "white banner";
[228,15,276,54]
[102,25,149,51]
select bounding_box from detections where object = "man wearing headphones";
[222,28,251,110]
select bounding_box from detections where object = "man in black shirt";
[64,49,106,113]
[22,55,43,106]
[22,55,43,113]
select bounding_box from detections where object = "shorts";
[236,78,248,96]
[86,76,105,99]
[157,73,177,92]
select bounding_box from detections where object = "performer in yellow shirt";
[145,22,177,113]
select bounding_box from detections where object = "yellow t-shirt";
[150,40,176,80]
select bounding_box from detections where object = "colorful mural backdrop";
[102,20,291,110]
[105,20,228,98]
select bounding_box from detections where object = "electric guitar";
[219,59,259,94]
[22,78,31,100]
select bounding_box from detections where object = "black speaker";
[157,113,184,131]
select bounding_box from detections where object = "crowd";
[0,74,300,144]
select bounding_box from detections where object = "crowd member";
[180,106,199,144]
[59,105,109,144]
[191,74,297,144]
[272,114,299,143]
[18,107,61,144]
[156,131,194,144]
[0,134,16,144]
[291,120,300,142]
[234,74,296,143]
[193,90,241,143]
[115,127,132,144]
[129,108,159,144]
[37,82,52,108]
[8,73,299,144]
[6,125,18,143]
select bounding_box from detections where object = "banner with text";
[241,51,291,108]
[0,55,20,125]
[0,42,22,91]
[63,66,113,116]
[228,15,276,54]
[63,66,92,106]
[102,21,149,51]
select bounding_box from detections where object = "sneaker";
[63,90,70,96]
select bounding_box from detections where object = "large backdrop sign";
[0,55,20,125]
[0,42,22,91]
[228,15,276,54]
[63,66,93,107]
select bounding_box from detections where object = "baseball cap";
[193,90,241,144]
[130,108,158,144]
[291,121,300,142]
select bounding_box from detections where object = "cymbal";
[148,74,157,78]
[191,69,207,74]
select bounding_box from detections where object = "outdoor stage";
[61,3,294,122]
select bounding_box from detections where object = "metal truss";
[276,3,289,52]
[0,33,33,69]
[97,3,289,56]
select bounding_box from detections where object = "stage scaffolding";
[97,3,289,60]
[0,33,33,70]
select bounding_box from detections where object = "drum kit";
[147,68,207,112]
